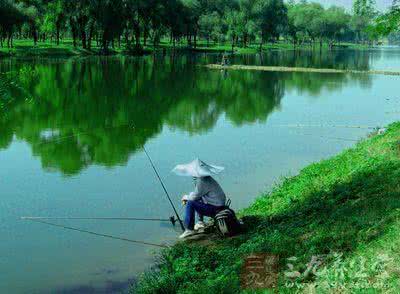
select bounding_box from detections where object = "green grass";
[0,39,370,57]
[0,39,98,57]
[159,40,370,54]
[134,122,400,293]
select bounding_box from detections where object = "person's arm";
[187,179,206,201]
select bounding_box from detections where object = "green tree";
[225,8,241,51]
[237,0,258,47]
[374,1,400,37]
[0,0,27,47]
[40,0,65,44]
[256,0,287,48]
[286,0,301,46]
[323,6,351,48]
[199,12,221,46]
[351,0,377,43]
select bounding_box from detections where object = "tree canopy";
[373,0,400,37]
[0,0,380,50]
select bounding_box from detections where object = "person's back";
[196,176,226,207]
[221,54,229,66]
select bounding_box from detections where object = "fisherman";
[172,159,226,239]
[221,53,229,66]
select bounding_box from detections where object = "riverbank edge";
[0,41,370,58]
[206,64,400,76]
[133,121,400,293]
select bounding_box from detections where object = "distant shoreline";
[0,39,373,58]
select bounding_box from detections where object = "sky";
[311,0,393,11]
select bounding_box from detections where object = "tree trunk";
[134,26,140,48]
[78,17,87,49]
[7,32,12,48]
[125,31,129,47]
[102,31,108,51]
[87,23,94,50]
[33,31,38,45]
[70,18,77,48]
[56,22,60,45]
[143,29,148,47]
[153,32,160,49]
[32,26,38,46]
[81,30,87,49]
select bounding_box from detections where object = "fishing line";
[274,124,377,129]
[32,123,377,148]
[29,124,186,232]
[21,216,177,225]
[24,218,168,248]
[293,132,359,142]
[36,124,134,146]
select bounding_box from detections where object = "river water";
[0,47,399,293]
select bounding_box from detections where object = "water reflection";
[230,48,379,70]
[0,53,374,175]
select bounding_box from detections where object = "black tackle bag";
[214,202,241,237]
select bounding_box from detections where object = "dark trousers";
[184,200,224,230]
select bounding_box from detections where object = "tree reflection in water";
[0,52,373,175]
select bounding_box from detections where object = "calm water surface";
[0,48,399,293]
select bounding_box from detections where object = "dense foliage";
[374,0,400,37]
[0,0,379,51]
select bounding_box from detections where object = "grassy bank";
[134,122,400,293]
[0,39,370,58]
[206,64,400,76]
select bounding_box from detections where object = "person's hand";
[181,194,189,205]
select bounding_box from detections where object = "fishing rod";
[21,216,177,225]
[24,218,168,248]
[142,146,185,232]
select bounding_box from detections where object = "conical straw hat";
[172,159,224,178]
